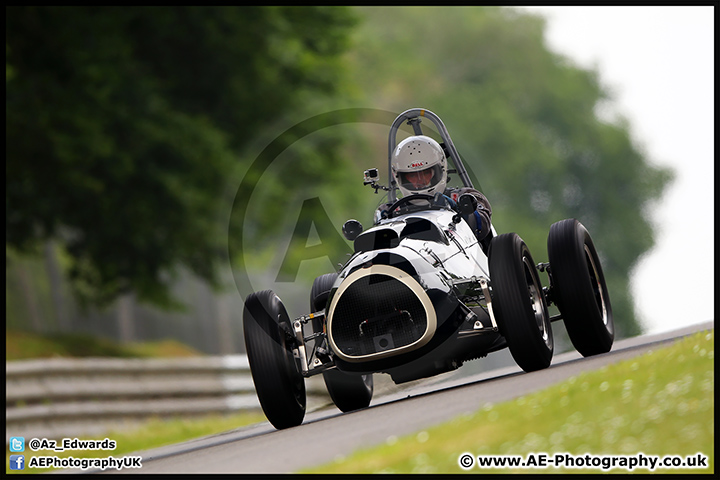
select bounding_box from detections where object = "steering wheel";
[386,194,438,219]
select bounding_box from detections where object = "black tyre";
[489,233,553,372]
[310,273,374,412]
[310,273,339,313]
[243,290,305,429]
[548,219,614,356]
[322,369,374,412]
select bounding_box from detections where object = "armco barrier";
[5,356,330,440]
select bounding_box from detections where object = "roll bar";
[387,108,474,202]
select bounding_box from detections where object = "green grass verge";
[303,330,714,474]
[6,412,265,474]
[6,329,202,360]
[7,330,264,473]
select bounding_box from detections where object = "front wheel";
[244,290,306,429]
[489,233,553,372]
[548,219,614,356]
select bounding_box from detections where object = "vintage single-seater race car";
[243,108,614,429]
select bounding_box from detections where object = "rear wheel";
[243,290,305,429]
[311,273,374,412]
[489,233,553,372]
[548,219,614,356]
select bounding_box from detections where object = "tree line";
[6,6,672,342]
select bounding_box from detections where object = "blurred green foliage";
[6,6,357,309]
[6,7,672,337]
[343,7,673,336]
[5,328,202,360]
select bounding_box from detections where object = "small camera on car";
[364,168,379,184]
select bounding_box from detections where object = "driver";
[375,135,493,242]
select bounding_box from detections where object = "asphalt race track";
[99,321,712,474]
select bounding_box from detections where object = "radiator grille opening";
[330,274,427,357]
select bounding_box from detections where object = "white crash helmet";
[391,135,447,197]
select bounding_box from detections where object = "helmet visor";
[397,164,444,193]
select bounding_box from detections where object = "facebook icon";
[10,455,25,470]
